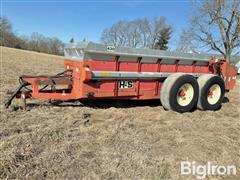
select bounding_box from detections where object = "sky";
[1,0,193,49]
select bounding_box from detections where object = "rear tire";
[197,74,225,110]
[160,73,199,113]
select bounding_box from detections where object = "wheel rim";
[207,84,221,105]
[177,83,194,106]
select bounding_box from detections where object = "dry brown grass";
[0,46,240,180]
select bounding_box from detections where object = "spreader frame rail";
[90,71,206,80]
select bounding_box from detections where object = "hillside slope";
[0,47,240,179]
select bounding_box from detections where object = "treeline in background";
[0,16,173,56]
[0,16,64,56]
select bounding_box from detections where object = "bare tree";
[0,16,64,55]
[138,18,152,47]
[175,28,199,53]
[47,37,64,55]
[0,16,21,48]
[17,32,64,55]
[101,17,173,49]
[28,32,46,52]
[182,0,240,62]
[0,16,12,33]
[101,20,128,47]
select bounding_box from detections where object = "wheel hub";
[178,90,186,97]
[207,84,221,105]
[208,91,213,96]
[177,83,194,106]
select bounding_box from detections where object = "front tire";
[197,74,225,110]
[160,73,199,113]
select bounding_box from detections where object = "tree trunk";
[225,52,231,63]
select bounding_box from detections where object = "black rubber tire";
[197,75,225,110]
[160,73,199,113]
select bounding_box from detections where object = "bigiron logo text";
[181,161,237,179]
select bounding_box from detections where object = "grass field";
[0,46,239,179]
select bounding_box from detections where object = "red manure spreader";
[5,42,237,112]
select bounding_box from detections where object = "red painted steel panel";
[141,64,158,72]
[88,60,117,71]
[194,66,209,73]
[177,65,193,73]
[160,64,176,72]
[119,62,138,72]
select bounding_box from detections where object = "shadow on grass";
[222,96,230,103]
[25,99,162,110]
[12,96,230,112]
